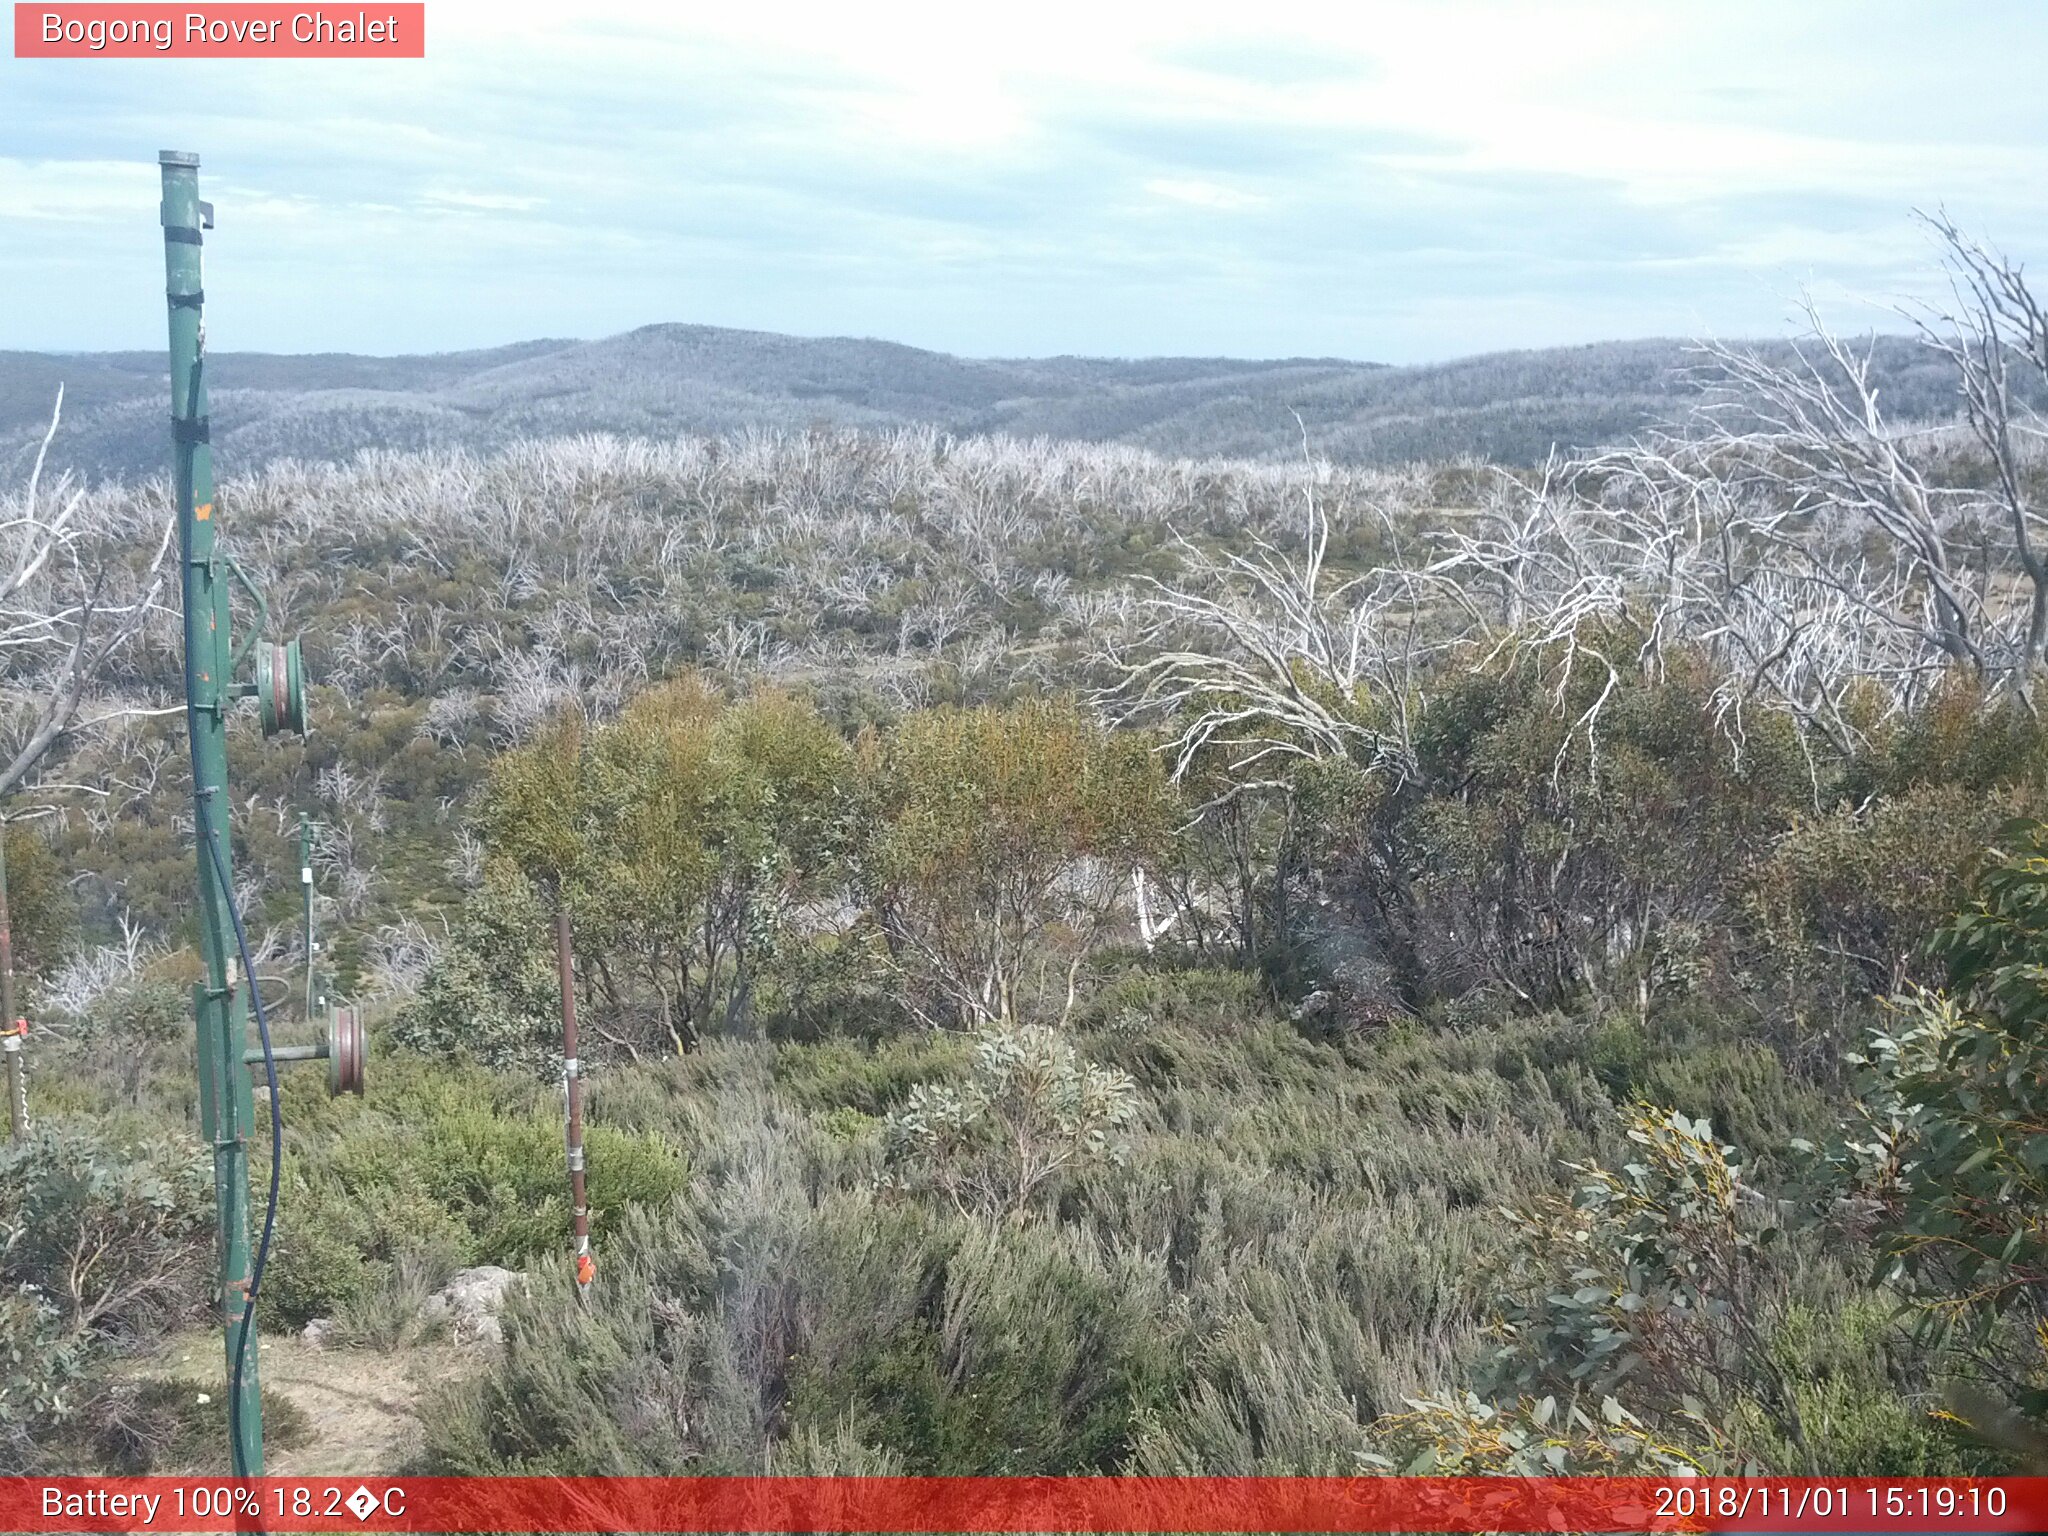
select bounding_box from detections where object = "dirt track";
[142,1331,482,1474]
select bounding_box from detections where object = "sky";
[5,0,2048,362]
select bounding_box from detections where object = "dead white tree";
[1692,314,1993,687]
[1108,226,2048,819]
[1423,234,2048,763]
[0,389,175,799]
[1105,438,1425,798]
[1906,210,2048,683]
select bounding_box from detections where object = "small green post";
[161,149,264,1477]
[0,821,24,1143]
[300,813,315,1022]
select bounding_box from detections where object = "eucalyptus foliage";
[1884,822,2048,1419]
[884,1024,1141,1218]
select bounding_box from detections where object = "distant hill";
[0,324,1960,483]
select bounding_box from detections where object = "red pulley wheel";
[327,1006,365,1097]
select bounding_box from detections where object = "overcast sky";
[5,0,2046,361]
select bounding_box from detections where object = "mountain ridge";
[0,322,1954,482]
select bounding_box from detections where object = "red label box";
[14,3,425,56]
[3,1476,2045,1534]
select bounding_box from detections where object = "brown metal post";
[555,900,592,1303]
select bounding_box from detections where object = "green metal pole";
[300,814,314,1022]
[160,149,263,1477]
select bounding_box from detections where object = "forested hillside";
[0,327,1976,483]
[7,225,2048,1479]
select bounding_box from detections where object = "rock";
[1290,989,1332,1022]
[424,1265,526,1347]
[301,1317,336,1350]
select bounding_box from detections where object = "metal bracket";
[223,553,270,677]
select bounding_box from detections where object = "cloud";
[2,1,2045,360]
[1,157,155,223]
[1141,179,1266,212]
[420,189,548,212]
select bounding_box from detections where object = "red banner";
[2,1476,2042,1533]
[13,4,424,57]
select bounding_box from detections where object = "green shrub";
[264,1054,686,1325]
[2,823,76,980]
[97,980,189,1044]
[420,1103,688,1262]
[1353,638,1810,1009]
[1844,676,2048,801]
[1748,784,2032,992]
[786,1213,1185,1473]
[1871,822,2048,1428]
[1754,1298,1994,1475]
[1080,965,1267,1036]
[332,1240,462,1351]
[0,1289,88,1472]
[475,679,855,1055]
[426,1193,1187,1476]
[815,1106,878,1143]
[756,935,904,1043]
[79,1379,311,1474]
[1366,1390,1727,1474]
[1581,1011,1649,1095]
[0,1124,210,1338]
[1482,1105,1805,1468]
[0,1124,212,1472]
[854,699,1177,1026]
[884,1025,1141,1219]
[1633,1038,1833,1173]
[769,1031,970,1115]
[260,1217,378,1331]
[393,863,560,1075]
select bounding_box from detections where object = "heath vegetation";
[6,217,2048,1475]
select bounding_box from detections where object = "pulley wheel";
[327,1006,365,1097]
[256,638,310,737]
